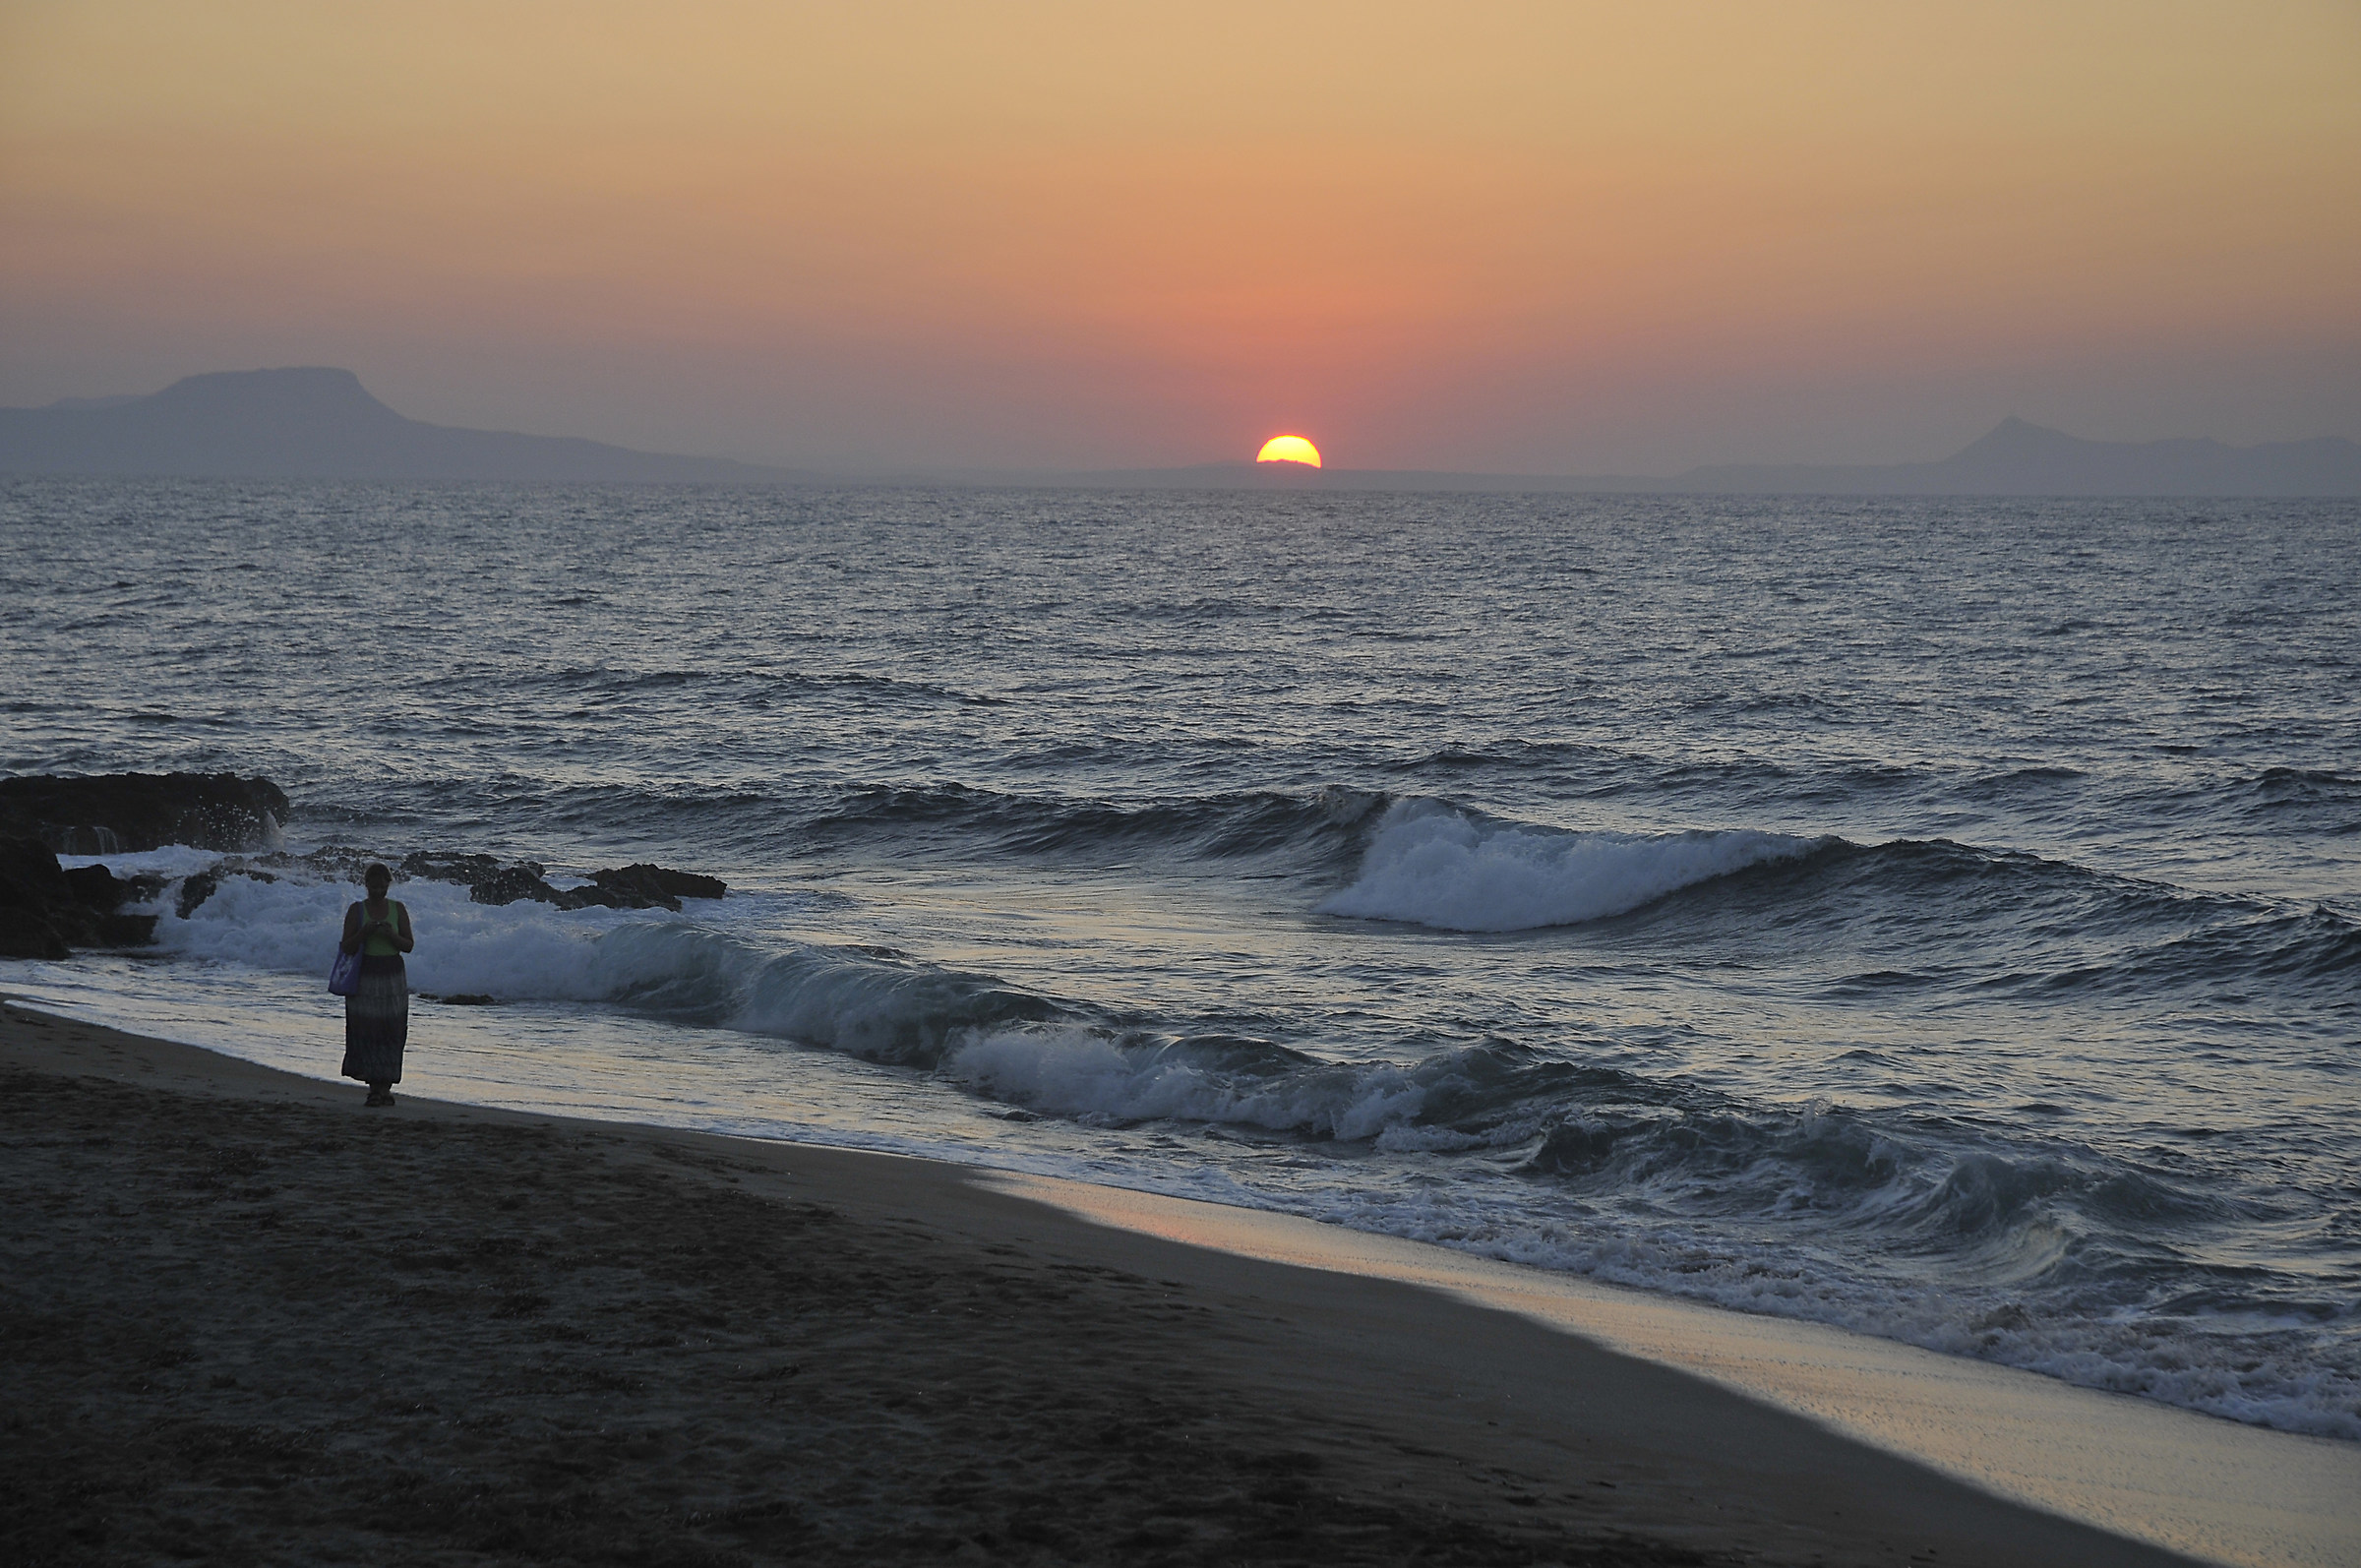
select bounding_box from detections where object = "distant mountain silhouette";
[1667,416,2361,496]
[6,373,2352,494]
[0,368,800,483]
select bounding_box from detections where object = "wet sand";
[2,998,2222,1566]
[999,1181,2361,1568]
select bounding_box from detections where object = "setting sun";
[1255,435,1322,467]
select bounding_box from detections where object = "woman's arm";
[340,902,363,956]
[394,903,415,954]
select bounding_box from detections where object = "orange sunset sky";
[3,1,2357,473]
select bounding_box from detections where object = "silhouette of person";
[339,863,414,1106]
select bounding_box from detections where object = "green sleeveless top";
[359,899,407,958]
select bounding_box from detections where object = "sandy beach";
[0,998,2236,1567]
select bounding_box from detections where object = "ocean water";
[4,478,2356,1441]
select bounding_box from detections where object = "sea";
[4,478,2356,1442]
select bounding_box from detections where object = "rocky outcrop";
[0,807,727,944]
[164,849,726,920]
[0,773,289,854]
[396,852,726,912]
[0,838,160,959]
[587,864,728,909]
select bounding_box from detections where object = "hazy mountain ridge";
[0,368,798,484]
[4,369,2354,494]
[1672,416,2361,497]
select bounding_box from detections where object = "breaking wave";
[52,815,2361,1441]
[1315,800,1826,931]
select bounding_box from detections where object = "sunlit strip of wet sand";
[989,1174,2360,1568]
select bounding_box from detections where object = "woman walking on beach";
[340,863,413,1107]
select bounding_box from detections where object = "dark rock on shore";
[397,850,726,912]
[174,872,218,920]
[397,851,504,885]
[589,863,729,910]
[159,848,725,920]
[0,827,730,956]
[0,773,289,855]
[397,852,561,907]
[62,864,151,911]
[0,838,158,958]
[0,773,728,955]
[475,864,568,907]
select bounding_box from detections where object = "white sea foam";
[1316,801,1823,932]
[47,843,2359,1442]
[102,852,709,1005]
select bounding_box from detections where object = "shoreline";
[4,997,2347,1566]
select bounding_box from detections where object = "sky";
[3,1,2357,474]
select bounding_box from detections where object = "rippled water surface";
[4,479,2356,1437]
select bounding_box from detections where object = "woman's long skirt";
[341,954,408,1084]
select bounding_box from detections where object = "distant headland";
[3,367,2355,495]
[0,368,799,485]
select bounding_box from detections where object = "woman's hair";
[363,862,393,889]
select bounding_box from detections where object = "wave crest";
[1316,801,1825,931]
